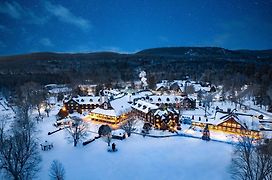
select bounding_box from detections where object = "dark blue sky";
[0,0,272,55]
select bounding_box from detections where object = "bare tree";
[49,160,65,180]
[120,118,138,137]
[202,94,213,116]
[236,89,249,108]
[45,104,51,117]
[229,136,272,180]
[19,82,47,117]
[66,116,88,147]
[185,85,195,95]
[0,105,41,180]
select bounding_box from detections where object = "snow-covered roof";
[154,109,168,117]
[78,84,97,88]
[194,84,211,92]
[110,96,132,116]
[192,111,260,131]
[156,83,166,91]
[129,90,154,102]
[131,100,158,114]
[48,87,72,94]
[91,96,132,117]
[65,96,100,105]
[155,80,212,93]
[103,89,122,96]
[156,80,184,91]
[146,95,184,104]
[154,108,178,116]
[91,107,117,117]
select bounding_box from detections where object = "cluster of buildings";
[155,80,213,94]
[57,80,268,138]
[59,89,195,131]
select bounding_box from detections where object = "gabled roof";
[192,110,260,131]
[91,96,132,117]
[91,107,117,117]
[64,96,100,105]
[129,90,154,102]
[131,100,159,114]
[147,95,184,104]
[156,80,184,91]
[154,108,179,117]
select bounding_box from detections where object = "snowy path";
[132,131,236,145]
[235,101,272,118]
[248,106,272,118]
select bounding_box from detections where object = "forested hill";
[136,47,272,62]
[1,47,272,62]
[0,47,271,89]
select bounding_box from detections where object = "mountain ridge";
[1,46,272,61]
[0,46,271,87]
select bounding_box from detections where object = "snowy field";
[38,116,233,180]
[1,95,249,180]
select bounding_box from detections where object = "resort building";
[131,100,180,131]
[191,110,260,138]
[86,96,132,125]
[63,95,100,113]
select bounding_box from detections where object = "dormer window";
[89,99,93,102]
[143,105,147,109]
[150,98,153,102]
[158,98,161,102]
[104,103,108,109]
[166,98,170,102]
[81,99,84,102]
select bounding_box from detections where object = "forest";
[0,47,272,110]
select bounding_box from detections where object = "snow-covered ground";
[37,106,233,180]
[4,91,272,180]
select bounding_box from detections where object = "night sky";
[0,0,272,55]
